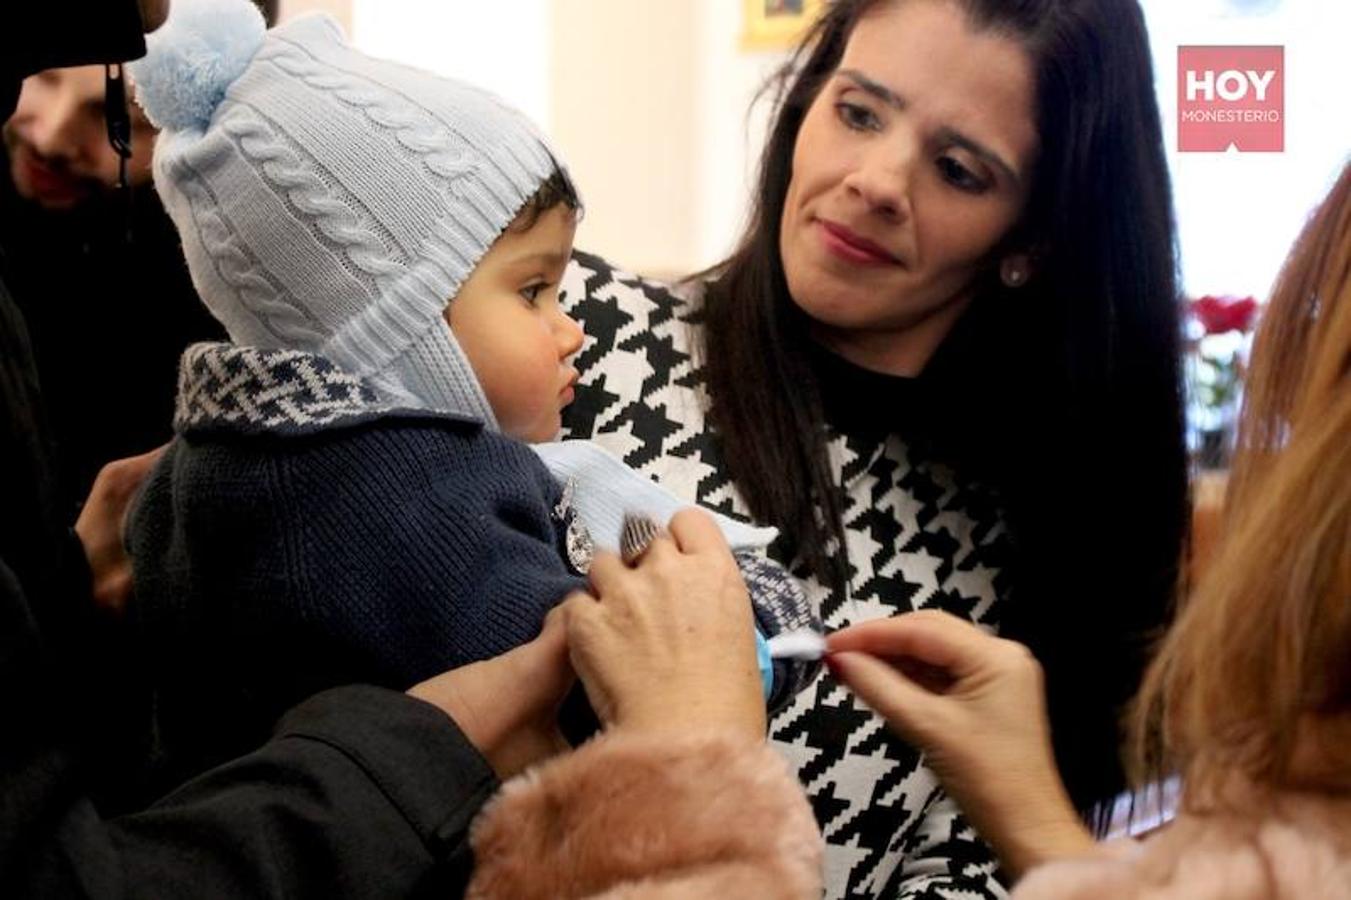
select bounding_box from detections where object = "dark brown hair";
[703,0,1189,810]
[512,168,582,233]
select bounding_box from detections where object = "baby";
[125,0,815,797]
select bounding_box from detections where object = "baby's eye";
[835,101,882,133]
[520,283,546,305]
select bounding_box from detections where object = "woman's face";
[779,0,1039,375]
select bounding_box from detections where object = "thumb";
[829,650,951,747]
[504,613,574,711]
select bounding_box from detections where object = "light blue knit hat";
[130,0,569,424]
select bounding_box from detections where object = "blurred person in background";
[0,1,277,511]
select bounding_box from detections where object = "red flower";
[1190,294,1259,335]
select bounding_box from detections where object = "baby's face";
[446,205,583,443]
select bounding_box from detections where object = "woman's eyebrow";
[836,68,1022,187]
[935,127,1021,187]
[837,68,905,111]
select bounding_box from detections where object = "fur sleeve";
[466,731,823,899]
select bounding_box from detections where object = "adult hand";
[561,508,765,741]
[827,610,1094,878]
[408,608,574,779]
[75,445,166,615]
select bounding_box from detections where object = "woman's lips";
[817,219,902,267]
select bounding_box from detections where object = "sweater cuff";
[275,685,500,860]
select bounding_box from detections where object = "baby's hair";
[511,167,582,233]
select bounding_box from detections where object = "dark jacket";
[127,343,588,798]
[0,0,155,809]
[3,554,499,898]
[0,154,224,515]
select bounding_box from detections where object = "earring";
[1001,257,1029,288]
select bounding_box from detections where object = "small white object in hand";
[766,629,827,661]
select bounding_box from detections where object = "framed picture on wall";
[741,0,826,50]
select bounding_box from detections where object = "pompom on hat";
[130,0,571,423]
[132,0,266,132]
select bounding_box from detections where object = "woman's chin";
[786,280,896,334]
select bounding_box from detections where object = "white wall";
[547,1,698,276]
[1140,0,1351,301]
[693,0,787,269]
[278,0,350,29]
[265,2,560,134]
[350,0,552,129]
[547,1,790,277]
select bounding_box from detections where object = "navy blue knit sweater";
[127,345,588,796]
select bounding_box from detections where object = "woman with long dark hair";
[827,159,1351,899]
[561,1,1187,895]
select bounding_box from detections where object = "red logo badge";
[1178,46,1284,152]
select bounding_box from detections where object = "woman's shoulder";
[561,251,713,453]
[1013,794,1351,900]
[563,250,704,336]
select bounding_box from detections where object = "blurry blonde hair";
[1132,161,1351,803]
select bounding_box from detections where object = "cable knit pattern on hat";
[171,165,325,346]
[129,0,568,426]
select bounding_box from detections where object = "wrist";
[619,693,765,740]
[406,685,514,775]
[985,776,1095,879]
[999,816,1095,880]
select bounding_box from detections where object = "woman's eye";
[936,156,988,194]
[835,101,881,133]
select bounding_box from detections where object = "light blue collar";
[532,440,777,555]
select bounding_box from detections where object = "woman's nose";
[843,141,915,222]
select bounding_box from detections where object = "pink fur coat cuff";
[466,730,823,899]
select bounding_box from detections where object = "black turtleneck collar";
[802,296,1013,479]
[806,338,931,445]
